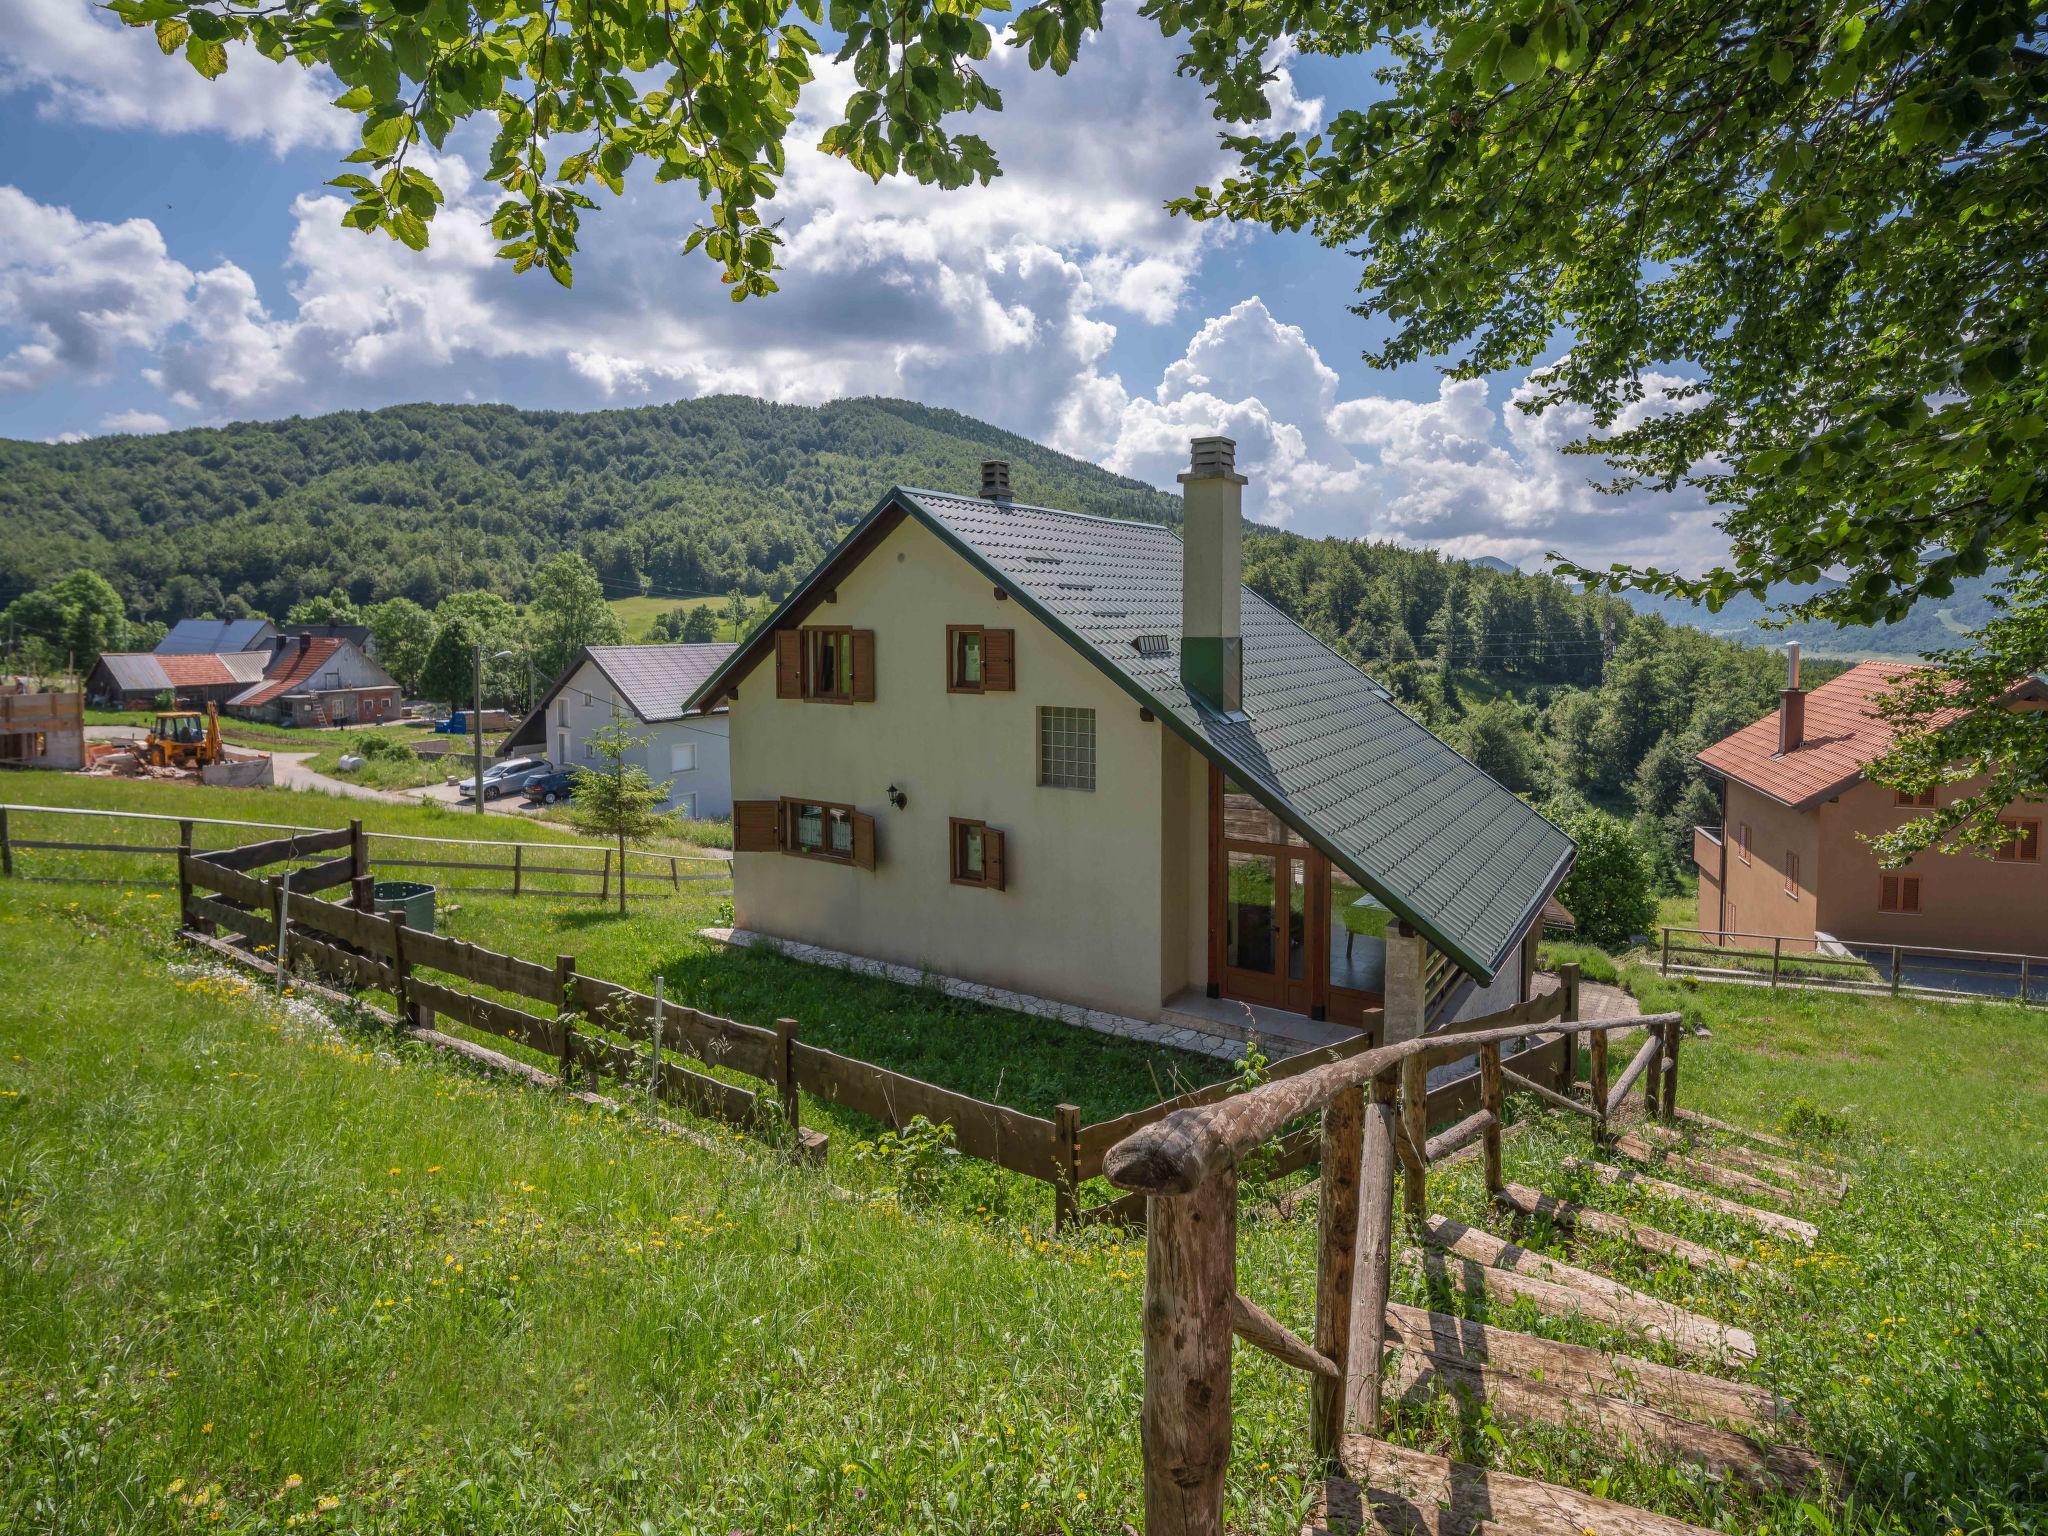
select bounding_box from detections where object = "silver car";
[458,756,549,801]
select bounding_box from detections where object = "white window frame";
[670,741,697,775]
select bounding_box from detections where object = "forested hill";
[0,397,1180,619]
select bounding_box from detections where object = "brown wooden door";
[1213,770,1318,1015]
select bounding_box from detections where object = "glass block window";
[1038,706,1096,791]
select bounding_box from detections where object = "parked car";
[457,756,549,801]
[521,769,579,806]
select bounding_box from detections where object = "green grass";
[4,788,2047,1534]
[606,594,736,642]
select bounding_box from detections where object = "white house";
[502,644,736,819]
[684,446,1573,1055]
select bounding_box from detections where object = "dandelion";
[283,1474,303,1491]
[202,1422,213,1434]
[316,1495,341,1512]
[166,1479,187,1496]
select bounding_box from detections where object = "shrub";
[354,733,417,763]
[1551,805,1657,950]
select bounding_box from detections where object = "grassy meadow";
[1,774,2045,1534]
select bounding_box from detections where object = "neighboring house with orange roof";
[1694,648,2048,955]
[88,650,273,711]
[226,635,400,726]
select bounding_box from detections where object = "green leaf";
[1499,43,1538,85]
[1444,23,1490,72]
[154,17,189,55]
[1767,46,1794,86]
[184,35,228,79]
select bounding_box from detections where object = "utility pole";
[473,641,486,816]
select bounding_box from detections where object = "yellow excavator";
[140,700,224,770]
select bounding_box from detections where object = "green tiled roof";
[689,487,1575,980]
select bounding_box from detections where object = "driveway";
[270,752,420,805]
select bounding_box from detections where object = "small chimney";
[1178,435,1247,714]
[979,460,1012,501]
[1778,641,1805,754]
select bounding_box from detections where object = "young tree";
[680,605,719,642]
[568,716,678,914]
[418,615,479,715]
[365,597,436,697]
[528,552,624,681]
[435,592,525,706]
[287,589,361,625]
[1551,806,1658,951]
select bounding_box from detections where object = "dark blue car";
[521,768,579,806]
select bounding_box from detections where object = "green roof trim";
[687,486,1575,981]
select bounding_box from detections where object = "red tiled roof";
[1696,661,1932,807]
[154,653,244,687]
[231,637,345,708]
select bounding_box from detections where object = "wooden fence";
[1661,925,2045,1008]
[0,801,725,904]
[167,820,1600,1231]
[1101,988,1685,1536]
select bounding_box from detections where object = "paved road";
[265,752,422,805]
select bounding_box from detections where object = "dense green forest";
[0,397,1180,620]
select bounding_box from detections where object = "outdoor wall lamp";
[887,784,908,809]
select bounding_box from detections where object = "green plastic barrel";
[372,880,436,934]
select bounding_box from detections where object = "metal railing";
[1661,925,2043,1007]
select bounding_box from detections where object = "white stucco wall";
[547,658,733,819]
[725,515,1204,1021]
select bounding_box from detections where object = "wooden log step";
[1562,1157,1820,1245]
[1400,1250,1756,1366]
[1672,1107,1802,1153]
[1383,1303,1794,1431]
[1639,1124,1848,1200]
[1306,1439,1717,1535]
[1615,1131,1808,1207]
[1386,1346,1835,1497]
[1493,1183,1748,1274]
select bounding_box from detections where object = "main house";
[501,644,736,818]
[684,442,1575,1051]
[1695,651,2048,955]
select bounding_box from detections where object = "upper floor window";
[1896,788,1937,809]
[1038,706,1096,791]
[1995,819,2040,862]
[1784,851,1800,898]
[947,625,1016,693]
[731,797,878,870]
[950,817,1008,889]
[556,697,569,726]
[1737,823,1751,865]
[774,627,875,703]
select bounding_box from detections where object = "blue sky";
[0,0,1722,574]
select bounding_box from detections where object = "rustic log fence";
[1101,977,1686,1536]
[0,801,726,903]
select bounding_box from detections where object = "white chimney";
[1179,436,1246,713]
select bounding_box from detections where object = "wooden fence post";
[351,874,376,914]
[1140,1169,1235,1536]
[1660,1015,1682,1122]
[387,909,418,1028]
[599,851,611,906]
[1559,960,1582,1096]
[177,849,199,930]
[554,954,577,1085]
[1770,935,1783,990]
[1398,1055,1428,1225]
[0,806,11,879]
[775,1017,802,1141]
[1053,1103,1081,1232]
[512,844,523,898]
[1309,1083,1363,1462]
[1479,1040,1504,1196]
[1589,1024,1611,1147]
[1661,927,1671,975]
[1891,946,1904,996]
[348,817,367,886]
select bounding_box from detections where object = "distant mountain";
[0,396,1182,618]
[1616,574,2003,660]
[1465,555,1521,576]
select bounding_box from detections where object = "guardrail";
[1661,925,2043,1007]
[0,801,725,903]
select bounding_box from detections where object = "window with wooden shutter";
[949,818,1006,888]
[774,631,802,699]
[852,811,877,869]
[948,625,985,692]
[1879,873,1922,913]
[850,630,876,702]
[984,827,1006,890]
[1783,852,1799,898]
[1895,788,1937,808]
[982,628,1015,691]
[733,800,781,852]
[1995,819,2040,861]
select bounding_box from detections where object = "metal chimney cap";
[979,460,1012,501]
[1180,435,1248,485]
[1785,640,1802,690]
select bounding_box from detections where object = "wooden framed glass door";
[1212,773,1318,1015]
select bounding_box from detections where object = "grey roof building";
[157,618,279,655]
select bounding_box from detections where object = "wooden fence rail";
[0,801,727,904]
[1102,985,1687,1536]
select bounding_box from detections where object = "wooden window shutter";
[984,827,1007,891]
[851,811,877,870]
[774,631,802,699]
[1902,875,1920,912]
[1879,874,1898,911]
[983,628,1016,691]
[734,800,781,853]
[850,630,876,701]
